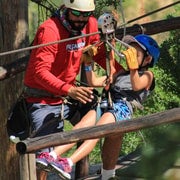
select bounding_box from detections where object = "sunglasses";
[70,9,92,17]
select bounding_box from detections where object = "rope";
[0,32,100,57]
[106,40,124,58]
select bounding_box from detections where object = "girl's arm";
[85,64,107,87]
[130,70,154,91]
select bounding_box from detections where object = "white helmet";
[64,0,95,12]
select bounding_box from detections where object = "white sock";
[67,158,73,167]
[49,151,57,160]
[101,168,115,180]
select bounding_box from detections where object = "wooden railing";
[16,108,180,180]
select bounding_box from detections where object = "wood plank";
[19,154,30,180]
[28,154,37,180]
[16,108,180,154]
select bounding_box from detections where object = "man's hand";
[81,45,98,64]
[122,47,139,70]
[68,86,95,104]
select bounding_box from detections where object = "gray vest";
[110,71,155,110]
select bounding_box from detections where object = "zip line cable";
[0,1,179,57]
[119,0,180,27]
[0,32,100,57]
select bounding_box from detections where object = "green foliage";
[159,28,180,85]
[139,123,180,179]
[121,131,145,155]
[147,29,180,111]
[94,0,123,17]
[28,0,62,41]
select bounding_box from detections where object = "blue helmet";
[135,34,160,67]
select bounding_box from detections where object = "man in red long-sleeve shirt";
[24,0,124,179]
[24,7,99,105]
[23,0,117,179]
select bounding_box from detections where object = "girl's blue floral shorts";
[99,99,132,121]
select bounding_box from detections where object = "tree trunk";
[0,0,28,179]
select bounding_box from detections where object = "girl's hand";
[122,47,139,70]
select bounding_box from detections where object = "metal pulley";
[98,13,132,59]
[98,13,117,40]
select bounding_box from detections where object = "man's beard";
[68,20,88,31]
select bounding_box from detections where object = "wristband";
[84,65,92,71]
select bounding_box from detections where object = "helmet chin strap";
[138,52,150,70]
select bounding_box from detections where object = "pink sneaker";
[49,157,72,179]
[36,152,55,172]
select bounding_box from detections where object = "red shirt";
[24,16,123,105]
[24,16,100,104]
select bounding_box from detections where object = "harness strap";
[23,86,77,123]
[130,99,144,110]
[120,97,144,111]
[23,86,74,105]
[24,86,62,98]
[61,103,65,120]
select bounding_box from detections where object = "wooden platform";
[77,148,180,180]
[47,146,180,180]
[48,145,180,180]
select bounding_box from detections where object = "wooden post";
[116,17,180,39]
[0,0,28,179]
[29,154,37,180]
[19,154,36,180]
